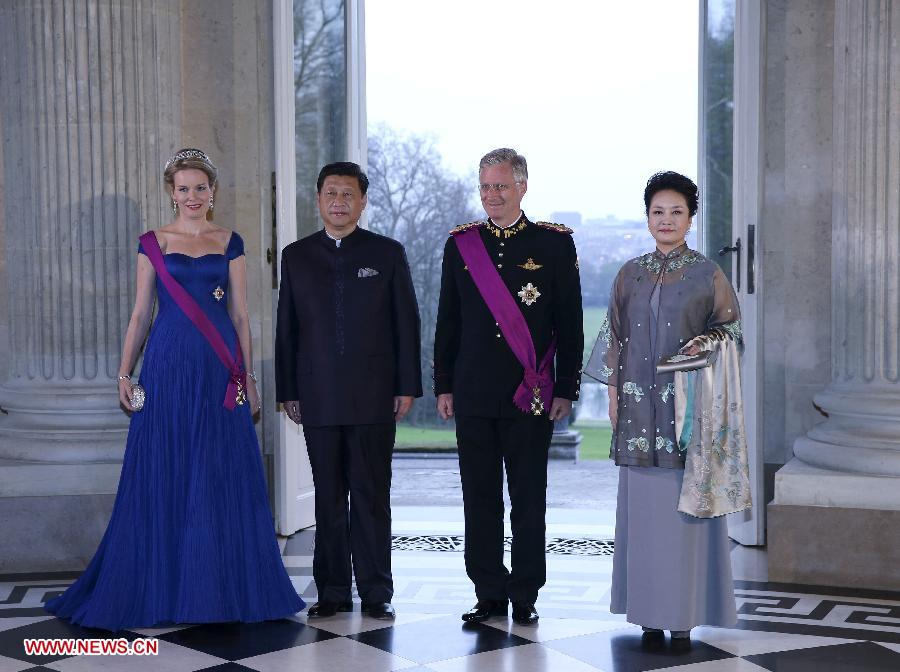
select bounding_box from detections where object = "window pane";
[701,0,735,279]
[294,0,346,239]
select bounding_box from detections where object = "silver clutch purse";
[130,384,146,411]
[655,349,718,374]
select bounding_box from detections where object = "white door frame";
[271,0,368,535]
[346,0,367,169]
[272,0,315,535]
[727,0,766,546]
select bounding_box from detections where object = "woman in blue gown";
[45,149,304,631]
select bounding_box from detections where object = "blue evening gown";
[45,232,304,630]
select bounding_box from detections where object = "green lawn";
[572,421,613,460]
[395,421,612,461]
[395,425,456,450]
[582,306,607,365]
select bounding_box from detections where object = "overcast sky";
[366,0,699,223]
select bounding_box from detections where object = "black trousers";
[456,414,553,604]
[302,423,395,604]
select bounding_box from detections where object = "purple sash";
[454,228,556,415]
[139,232,246,410]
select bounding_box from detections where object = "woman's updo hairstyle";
[643,171,699,217]
[163,148,218,192]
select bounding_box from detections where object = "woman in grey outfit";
[586,171,741,639]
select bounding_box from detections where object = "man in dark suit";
[275,162,422,620]
[434,148,583,625]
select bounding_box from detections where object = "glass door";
[271,0,362,534]
[700,0,765,545]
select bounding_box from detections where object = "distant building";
[549,211,582,229]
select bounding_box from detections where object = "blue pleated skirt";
[45,297,304,631]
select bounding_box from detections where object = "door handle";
[718,237,742,292]
[747,225,755,294]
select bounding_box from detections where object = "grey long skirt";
[610,466,737,631]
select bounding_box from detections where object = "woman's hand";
[607,385,618,431]
[680,337,702,356]
[608,397,618,431]
[247,378,261,415]
[118,377,135,411]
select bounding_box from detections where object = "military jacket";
[433,213,584,418]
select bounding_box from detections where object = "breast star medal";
[517,282,541,306]
[518,258,543,271]
[212,286,224,301]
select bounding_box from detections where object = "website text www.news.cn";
[23,638,159,656]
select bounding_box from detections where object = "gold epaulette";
[533,221,574,234]
[449,220,485,235]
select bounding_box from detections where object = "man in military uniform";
[434,148,583,625]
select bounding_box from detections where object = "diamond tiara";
[164,149,216,172]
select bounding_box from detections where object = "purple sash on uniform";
[139,232,246,411]
[454,228,556,415]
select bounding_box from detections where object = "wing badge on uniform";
[517,282,541,306]
[518,258,543,271]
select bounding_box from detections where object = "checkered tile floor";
[2,507,900,671]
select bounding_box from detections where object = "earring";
[209,197,214,210]
[172,199,178,215]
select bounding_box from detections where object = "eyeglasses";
[478,182,522,194]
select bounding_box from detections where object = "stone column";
[769,0,900,589]
[0,0,180,571]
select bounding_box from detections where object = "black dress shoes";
[306,601,353,618]
[511,602,539,625]
[362,602,396,620]
[461,599,508,623]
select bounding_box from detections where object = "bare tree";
[293,0,345,238]
[293,0,344,98]
[367,125,479,425]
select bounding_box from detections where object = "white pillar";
[769,0,900,589]
[792,0,900,483]
[0,0,180,463]
[0,0,180,571]
[791,0,900,479]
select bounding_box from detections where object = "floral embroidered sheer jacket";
[585,243,741,469]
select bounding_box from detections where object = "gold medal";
[530,386,545,416]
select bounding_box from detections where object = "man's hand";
[437,393,454,420]
[283,400,301,425]
[394,395,414,422]
[548,397,572,422]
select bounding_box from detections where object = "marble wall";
[760,0,834,468]
[178,0,278,478]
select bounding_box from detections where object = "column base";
[768,458,900,591]
[0,460,120,573]
[549,429,581,461]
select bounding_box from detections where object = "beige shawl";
[674,336,752,518]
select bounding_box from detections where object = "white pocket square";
[358,267,379,278]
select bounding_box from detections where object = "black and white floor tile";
[2,506,900,671]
